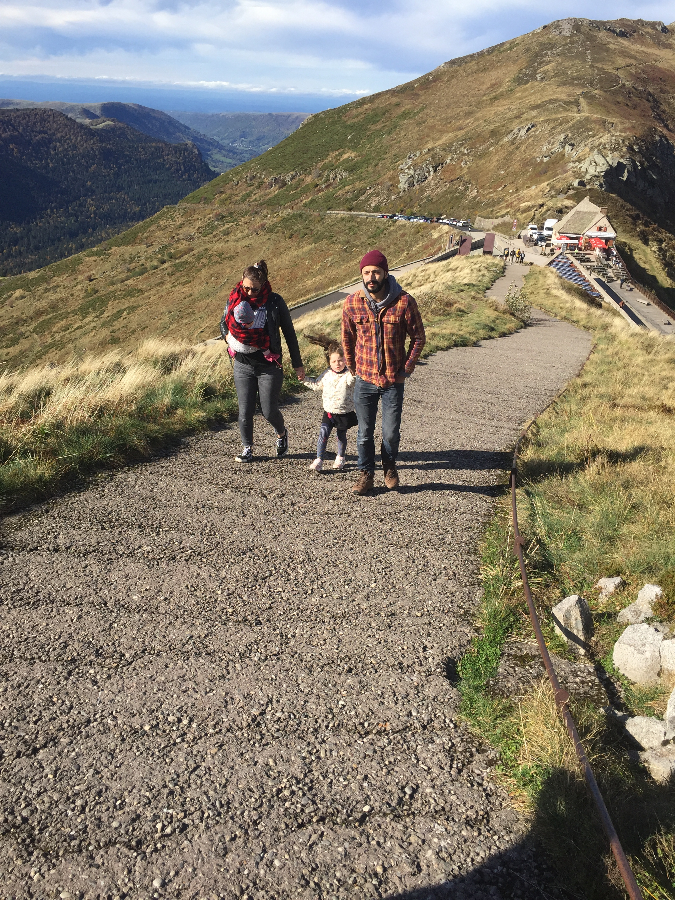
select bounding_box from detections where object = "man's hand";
[295,366,306,382]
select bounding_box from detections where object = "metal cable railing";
[510,435,644,900]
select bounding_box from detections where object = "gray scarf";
[363,275,403,372]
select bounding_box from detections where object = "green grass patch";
[456,265,675,898]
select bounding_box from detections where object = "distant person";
[510,248,516,263]
[342,250,426,495]
[220,259,305,463]
[301,333,357,472]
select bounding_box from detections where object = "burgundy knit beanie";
[359,249,388,273]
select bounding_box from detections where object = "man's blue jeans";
[353,377,405,474]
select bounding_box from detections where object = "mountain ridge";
[1,16,674,367]
[0,99,245,171]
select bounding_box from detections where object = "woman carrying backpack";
[220,259,305,462]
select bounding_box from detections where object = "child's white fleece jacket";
[303,368,356,414]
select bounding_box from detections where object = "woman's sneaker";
[235,446,253,463]
[275,429,289,458]
[309,458,323,472]
[333,456,345,470]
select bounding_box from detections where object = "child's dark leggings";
[317,418,347,459]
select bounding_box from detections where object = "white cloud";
[0,0,673,101]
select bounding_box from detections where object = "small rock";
[660,640,675,682]
[152,878,164,889]
[639,747,675,783]
[624,716,666,750]
[613,624,663,684]
[666,686,675,741]
[552,595,593,654]
[638,584,663,605]
[596,576,623,598]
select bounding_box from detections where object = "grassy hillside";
[1,16,675,369]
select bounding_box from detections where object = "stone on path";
[624,716,666,750]
[552,595,593,654]
[613,624,663,684]
[596,576,623,598]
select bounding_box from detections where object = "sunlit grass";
[0,256,519,510]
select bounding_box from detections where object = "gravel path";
[0,308,591,900]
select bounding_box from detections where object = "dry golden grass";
[0,256,520,509]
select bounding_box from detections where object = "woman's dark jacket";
[220,291,303,368]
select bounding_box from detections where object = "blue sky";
[1,1,673,113]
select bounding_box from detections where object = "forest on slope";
[0,108,216,275]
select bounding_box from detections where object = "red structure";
[483,233,495,255]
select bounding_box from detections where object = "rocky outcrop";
[398,152,444,192]
[576,134,675,222]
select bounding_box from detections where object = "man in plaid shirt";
[342,250,426,495]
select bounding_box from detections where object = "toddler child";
[302,333,357,472]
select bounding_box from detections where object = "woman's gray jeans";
[232,356,285,447]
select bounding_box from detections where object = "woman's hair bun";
[242,259,268,282]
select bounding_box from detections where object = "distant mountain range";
[167,112,309,159]
[0,102,308,275]
[0,100,308,172]
[0,108,215,275]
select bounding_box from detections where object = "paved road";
[0,280,591,899]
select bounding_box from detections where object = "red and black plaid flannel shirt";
[342,288,426,388]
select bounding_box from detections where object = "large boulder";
[617,599,653,625]
[613,624,663,684]
[624,716,666,750]
[552,595,593,654]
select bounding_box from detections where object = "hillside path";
[0,306,591,900]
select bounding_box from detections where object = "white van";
[527,223,538,234]
[543,218,558,237]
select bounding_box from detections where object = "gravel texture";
[0,308,591,900]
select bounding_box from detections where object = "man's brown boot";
[352,471,374,495]
[383,466,399,490]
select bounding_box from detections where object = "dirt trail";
[0,306,591,900]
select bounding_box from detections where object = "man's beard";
[364,274,386,294]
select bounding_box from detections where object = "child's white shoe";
[309,458,323,472]
[333,456,345,470]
